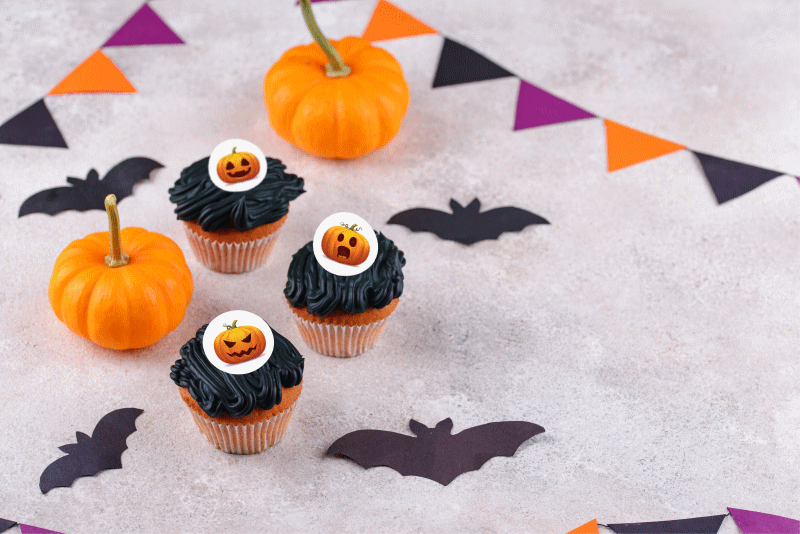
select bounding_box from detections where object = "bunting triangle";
[362,0,437,41]
[0,99,68,148]
[728,508,800,534]
[566,519,599,534]
[48,50,136,95]
[103,3,184,47]
[692,151,784,204]
[608,515,727,533]
[0,519,17,534]
[513,79,595,130]
[432,37,514,88]
[604,119,685,171]
[18,525,64,534]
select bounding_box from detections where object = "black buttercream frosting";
[168,156,305,232]
[170,325,304,418]
[284,232,405,317]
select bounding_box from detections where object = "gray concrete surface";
[0,0,798,532]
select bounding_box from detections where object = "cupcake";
[285,232,406,357]
[170,324,304,454]
[168,153,304,274]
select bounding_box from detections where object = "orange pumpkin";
[213,320,267,364]
[263,0,409,159]
[321,223,370,266]
[216,146,260,184]
[48,195,193,350]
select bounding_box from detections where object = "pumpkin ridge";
[125,264,173,338]
[51,264,106,326]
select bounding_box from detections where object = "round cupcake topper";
[208,139,268,192]
[202,310,275,374]
[313,212,378,276]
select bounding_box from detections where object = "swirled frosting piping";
[168,156,305,232]
[284,232,406,317]
[170,325,304,418]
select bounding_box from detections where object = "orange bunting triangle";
[49,50,136,95]
[362,0,438,41]
[566,519,599,534]
[604,119,685,172]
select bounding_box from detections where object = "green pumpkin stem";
[104,194,130,268]
[299,0,351,78]
[231,147,237,154]
[340,222,362,232]
[223,320,238,330]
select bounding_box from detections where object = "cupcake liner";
[188,403,296,454]
[184,224,281,274]
[292,315,390,358]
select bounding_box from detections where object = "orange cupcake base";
[288,298,399,357]
[179,383,301,454]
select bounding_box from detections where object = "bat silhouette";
[327,418,545,485]
[39,408,143,494]
[387,198,549,245]
[19,157,163,217]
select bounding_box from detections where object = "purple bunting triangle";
[0,99,68,148]
[607,515,726,533]
[18,525,64,534]
[103,3,184,47]
[692,151,784,204]
[728,508,800,534]
[514,79,595,130]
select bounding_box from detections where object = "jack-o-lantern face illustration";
[216,147,260,184]
[321,223,370,266]
[213,320,267,364]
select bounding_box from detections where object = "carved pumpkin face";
[216,147,260,184]
[213,320,267,364]
[321,223,370,266]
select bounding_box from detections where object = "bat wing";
[387,208,456,239]
[327,429,419,477]
[100,157,163,200]
[90,408,144,468]
[39,450,100,494]
[436,421,545,485]
[18,186,84,217]
[473,207,549,242]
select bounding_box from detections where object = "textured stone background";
[0,0,798,532]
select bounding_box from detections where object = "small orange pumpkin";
[263,0,409,160]
[216,146,260,184]
[213,320,267,364]
[48,195,193,350]
[321,223,370,266]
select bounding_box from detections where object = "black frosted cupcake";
[284,232,405,357]
[168,157,304,273]
[170,325,304,454]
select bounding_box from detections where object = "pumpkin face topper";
[207,139,268,192]
[322,223,370,266]
[202,310,275,374]
[216,147,260,184]
[313,212,378,276]
[213,319,267,364]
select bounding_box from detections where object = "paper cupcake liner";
[292,315,390,358]
[184,225,281,274]
[188,403,296,454]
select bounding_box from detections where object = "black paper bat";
[19,157,163,217]
[327,418,545,485]
[39,408,143,494]
[387,198,549,245]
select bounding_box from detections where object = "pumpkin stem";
[299,0,351,78]
[223,320,238,330]
[232,147,237,154]
[104,194,130,268]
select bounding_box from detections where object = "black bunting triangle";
[0,99,68,148]
[608,514,727,534]
[693,151,784,204]
[432,37,515,88]
[0,518,17,534]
